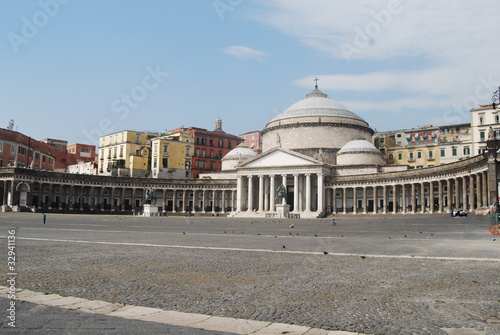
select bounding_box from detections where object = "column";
[89,186,95,211]
[162,189,168,213]
[120,187,126,211]
[236,176,243,212]
[211,190,216,213]
[264,177,269,212]
[462,177,468,211]
[231,190,236,212]
[482,171,488,207]
[305,174,311,212]
[353,187,357,214]
[172,189,177,213]
[110,187,116,211]
[182,190,187,212]
[269,175,276,212]
[402,184,407,214]
[454,178,460,208]
[221,190,226,213]
[446,179,451,212]
[469,175,475,212]
[373,186,378,214]
[429,182,434,213]
[392,184,397,214]
[258,175,264,212]
[362,186,367,214]
[411,183,416,214]
[438,180,443,213]
[99,186,105,211]
[420,183,425,214]
[476,174,482,208]
[247,176,253,212]
[47,184,54,209]
[332,187,337,213]
[382,185,387,214]
[342,187,347,214]
[317,173,324,214]
[202,190,207,212]
[293,174,299,213]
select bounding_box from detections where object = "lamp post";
[488,86,500,213]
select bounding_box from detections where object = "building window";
[210,162,215,171]
[10,144,16,155]
[452,147,457,156]
[162,157,168,168]
[163,144,169,154]
[108,149,112,159]
[113,147,117,158]
[186,146,191,157]
[496,115,499,123]
[136,134,141,144]
[440,149,445,157]
[380,138,385,143]
[480,131,485,141]
[479,114,485,125]
[153,143,158,155]
[218,140,223,147]
[185,159,191,170]
[428,150,433,159]
[119,146,124,157]
[228,141,233,149]
[396,141,401,146]
[81,147,91,154]
[0,142,3,153]
[195,148,200,157]
[409,152,414,160]
[153,158,157,168]
[398,153,402,160]
[202,149,206,157]
[417,151,422,159]
[463,147,470,155]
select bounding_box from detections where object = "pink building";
[239,130,262,155]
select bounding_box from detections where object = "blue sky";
[2,0,500,145]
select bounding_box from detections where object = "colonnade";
[328,171,488,214]
[236,172,325,215]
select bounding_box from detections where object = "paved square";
[0,212,499,335]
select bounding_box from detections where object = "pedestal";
[275,204,290,218]
[143,204,159,217]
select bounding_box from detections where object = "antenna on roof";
[7,119,14,130]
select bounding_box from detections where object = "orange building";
[169,118,243,178]
[0,129,56,170]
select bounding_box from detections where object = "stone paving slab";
[191,315,270,334]
[140,309,212,326]
[107,305,164,318]
[440,328,486,335]
[249,322,310,334]
[36,296,89,307]
[1,286,366,335]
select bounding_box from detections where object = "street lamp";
[492,86,500,112]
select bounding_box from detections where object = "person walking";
[331,213,336,226]
[42,213,46,224]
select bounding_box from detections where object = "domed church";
[208,83,404,218]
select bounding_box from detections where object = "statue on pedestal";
[275,184,287,204]
[144,187,157,205]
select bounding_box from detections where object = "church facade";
[0,86,497,217]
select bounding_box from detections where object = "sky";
[2,0,500,146]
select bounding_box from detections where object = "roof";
[337,140,381,154]
[268,87,365,124]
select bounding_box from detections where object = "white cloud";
[250,0,500,128]
[222,46,268,60]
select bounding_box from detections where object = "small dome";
[337,140,380,154]
[268,87,365,124]
[222,143,256,161]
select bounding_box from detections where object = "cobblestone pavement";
[0,213,499,335]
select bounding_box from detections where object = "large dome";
[261,85,374,164]
[269,88,365,124]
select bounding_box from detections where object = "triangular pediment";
[239,148,320,168]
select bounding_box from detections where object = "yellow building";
[98,130,157,177]
[151,133,194,179]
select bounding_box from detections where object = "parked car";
[452,209,468,217]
